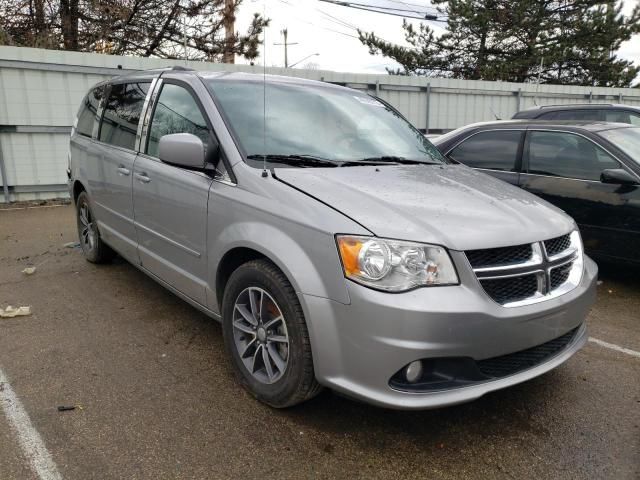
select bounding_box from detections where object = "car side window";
[99,82,150,150]
[76,86,105,138]
[630,113,640,126]
[448,130,522,171]
[527,131,620,181]
[604,110,632,124]
[553,109,602,121]
[146,84,211,158]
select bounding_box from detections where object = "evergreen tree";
[359,0,640,87]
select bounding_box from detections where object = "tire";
[222,259,322,408]
[76,191,115,264]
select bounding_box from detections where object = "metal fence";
[2,45,640,202]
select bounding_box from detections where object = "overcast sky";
[236,0,640,80]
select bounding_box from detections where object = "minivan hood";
[274,165,574,251]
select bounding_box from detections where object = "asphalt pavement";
[0,204,638,479]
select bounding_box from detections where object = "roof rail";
[170,65,195,71]
[539,103,613,109]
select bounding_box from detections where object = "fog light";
[405,360,423,383]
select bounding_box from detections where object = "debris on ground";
[21,266,36,275]
[57,405,83,412]
[63,242,81,248]
[597,280,603,286]
[0,306,32,318]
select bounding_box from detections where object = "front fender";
[208,221,351,312]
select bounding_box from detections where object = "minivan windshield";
[206,79,447,167]
[599,127,640,165]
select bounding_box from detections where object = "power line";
[317,0,446,20]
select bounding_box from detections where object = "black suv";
[432,120,640,264]
[513,104,640,125]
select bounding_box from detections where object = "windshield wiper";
[346,156,438,166]
[246,154,339,168]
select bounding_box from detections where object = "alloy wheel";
[232,287,290,384]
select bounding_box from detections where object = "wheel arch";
[209,223,350,313]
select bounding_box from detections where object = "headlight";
[336,235,459,292]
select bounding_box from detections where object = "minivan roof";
[514,103,640,118]
[442,119,635,133]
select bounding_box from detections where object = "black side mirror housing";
[205,136,221,166]
[600,168,639,186]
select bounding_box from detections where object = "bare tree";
[0,0,269,62]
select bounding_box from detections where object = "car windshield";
[599,127,640,165]
[205,79,447,167]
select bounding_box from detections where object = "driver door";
[519,129,637,261]
[133,80,215,305]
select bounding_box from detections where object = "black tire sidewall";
[76,192,99,262]
[222,261,310,407]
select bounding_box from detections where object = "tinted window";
[76,86,105,137]
[146,84,210,158]
[527,131,620,181]
[99,82,149,150]
[449,130,522,171]
[552,109,602,121]
[603,109,640,126]
[604,110,631,123]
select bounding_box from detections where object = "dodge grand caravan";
[68,68,598,410]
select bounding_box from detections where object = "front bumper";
[301,255,597,410]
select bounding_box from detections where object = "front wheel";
[76,191,115,263]
[222,259,322,408]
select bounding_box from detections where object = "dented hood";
[274,164,575,251]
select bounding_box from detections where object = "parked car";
[433,120,640,264]
[68,69,597,410]
[513,103,640,125]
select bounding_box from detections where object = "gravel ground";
[0,205,638,480]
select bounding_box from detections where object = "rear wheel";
[222,259,322,408]
[76,191,115,263]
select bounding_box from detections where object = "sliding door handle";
[135,172,151,184]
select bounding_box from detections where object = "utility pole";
[222,0,235,64]
[274,28,298,68]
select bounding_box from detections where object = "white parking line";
[0,368,63,480]
[589,337,640,358]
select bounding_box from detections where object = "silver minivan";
[68,68,598,409]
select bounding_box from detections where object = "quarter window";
[76,86,105,137]
[99,82,150,150]
[146,84,210,158]
[449,130,522,171]
[527,131,620,181]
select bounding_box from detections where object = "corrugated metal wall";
[2,45,640,202]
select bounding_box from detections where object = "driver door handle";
[117,165,130,176]
[135,172,151,184]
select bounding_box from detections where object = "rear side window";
[604,110,640,126]
[551,109,602,121]
[99,82,150,150]
[448,130,522,171]
[146,83,210,158]
[76,86,105,137]
[527,131,620,181]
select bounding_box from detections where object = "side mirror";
[159,133,206,169]
[600,168,639,186]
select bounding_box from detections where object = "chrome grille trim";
[466,231,584,308]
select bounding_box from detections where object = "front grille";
[477,327,579,378]
[545,234,571,257]
[550,262,572,290]
[466,244,532,269]
[466,231,580,307]
[480,274,538,305]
